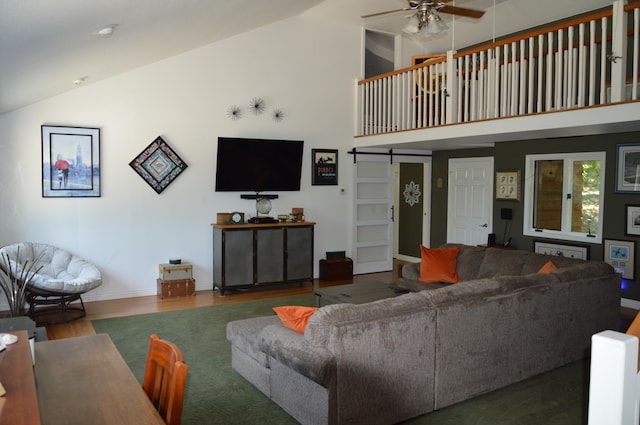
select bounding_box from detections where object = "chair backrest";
[142,334,188,425]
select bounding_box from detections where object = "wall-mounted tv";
[215,137,304,193]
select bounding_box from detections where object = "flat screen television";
[215,137,304,193]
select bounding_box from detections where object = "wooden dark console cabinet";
[212,221,315,295]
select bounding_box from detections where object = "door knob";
[480,223,488,228]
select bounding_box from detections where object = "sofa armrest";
[258,324,335,387]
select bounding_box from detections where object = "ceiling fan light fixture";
[402,16,420,35]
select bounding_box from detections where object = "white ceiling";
[0,0,614,115]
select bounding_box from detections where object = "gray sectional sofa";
[226,244,621,425]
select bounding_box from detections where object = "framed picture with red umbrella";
[41,125,100,197]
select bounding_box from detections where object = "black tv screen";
[215,137,304,192]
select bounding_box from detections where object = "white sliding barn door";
[352,154,393,274]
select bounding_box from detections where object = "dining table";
[35,333,165,425]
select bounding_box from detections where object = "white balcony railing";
[357,0,640,137]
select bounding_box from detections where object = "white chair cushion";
[0,242,102,295]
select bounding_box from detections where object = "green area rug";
[92,295,589,425]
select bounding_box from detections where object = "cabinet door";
[256,228,284,284]
[286,226,313,281]
[222,229,254,286]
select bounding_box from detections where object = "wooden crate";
[157,278,196,299]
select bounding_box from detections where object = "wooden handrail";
[455,8,614,59]
[358,56,447,85]
[358,2,640,86]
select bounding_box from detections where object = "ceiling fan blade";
[439,5,485,19]
[361,7,412,19]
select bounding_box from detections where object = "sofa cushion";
[226,316,281,367]
[420,278,505,307]
[520,253,584,275]
[476,248,528,278]
[258,324,336,387]
[305,292,431,347]
[419,245,460,283]
[441,244,487,281]
[273,306,319,334]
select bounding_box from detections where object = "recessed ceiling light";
[94,25,117,37]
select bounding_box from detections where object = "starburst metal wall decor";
[249,98,266,115]
[226,98,284,122]
[273,109,284,122]
[227,105,242,120]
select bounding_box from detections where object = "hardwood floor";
[44,263,407,340]
[41,260,638,340]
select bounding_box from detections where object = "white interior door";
[353,154,393,274]
[447,157,494,245]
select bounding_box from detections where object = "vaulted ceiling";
[0,0,614,115]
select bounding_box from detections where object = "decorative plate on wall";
[129,136,188,194]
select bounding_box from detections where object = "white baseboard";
[621,298,640,310]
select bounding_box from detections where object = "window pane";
[571,160,600,234]
[534,160,563,231]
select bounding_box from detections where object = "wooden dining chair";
[143,334,188,425]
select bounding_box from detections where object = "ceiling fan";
[362,1,485,37]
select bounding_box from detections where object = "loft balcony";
[355,0,640,151]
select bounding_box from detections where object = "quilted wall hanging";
[129,136,188,194]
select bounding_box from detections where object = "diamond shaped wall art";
[129,136,188,194]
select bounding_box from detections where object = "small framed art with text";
[312,149,338,185]
[41,125,101,198]
[129,136,188,194]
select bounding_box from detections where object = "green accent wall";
[399,163,424,258]
[429,131,640,300]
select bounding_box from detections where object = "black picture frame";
[41,125,101,198]
[312,149,338,185]
[615,143,640,193]
[129,136,188,194]
[626,204,640,236]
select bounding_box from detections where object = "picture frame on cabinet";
[615,143,640,193]
[312,149,338,185]
[41,125,101,198]
[604,239,635,280]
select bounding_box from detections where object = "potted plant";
[0,247,43,317]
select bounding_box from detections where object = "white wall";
[0,16,362,304]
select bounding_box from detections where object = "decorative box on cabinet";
[212,222,315,295]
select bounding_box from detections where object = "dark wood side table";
[319,258,353,281]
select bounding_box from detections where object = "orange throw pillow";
[538,260,557,274]
[273,306,319,334]
[419,245,460,283]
